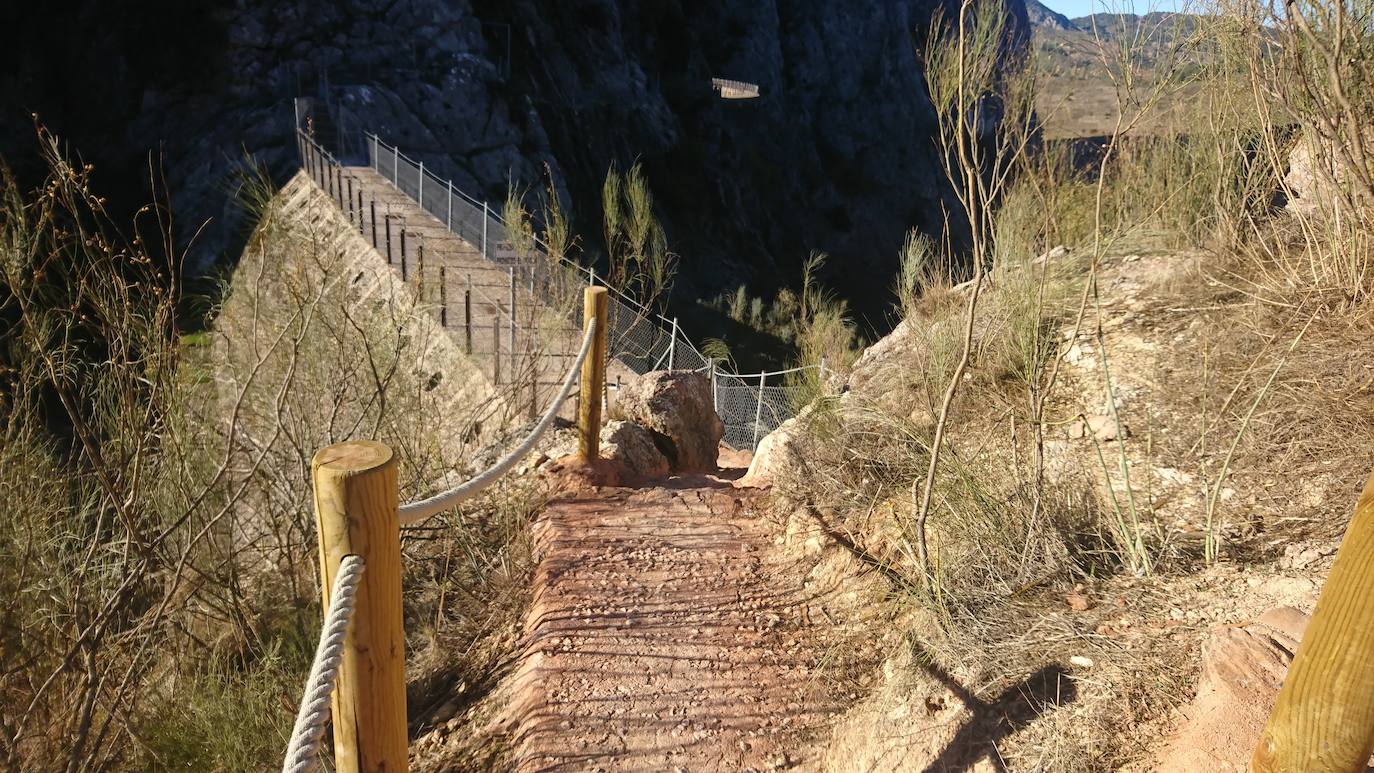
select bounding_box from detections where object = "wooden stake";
[1253,468,1374,771]
[439,266,448,327]
[311,440,407,773]
[578,286,608,462]
[493,313,501,384]
[416,240,425,299]
[464,276,473,354]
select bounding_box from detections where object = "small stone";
[1069,414,1129,441]
[1069,654,1095,668]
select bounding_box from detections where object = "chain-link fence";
[299,127,831,451]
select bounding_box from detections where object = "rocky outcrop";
[1284,131,1374,217]
[0,0,1028,323]
[616,371,723,471]
[1155,607,1309,771]
[600,420,670,478]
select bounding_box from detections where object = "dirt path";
[504,470,847,772]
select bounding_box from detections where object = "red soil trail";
[504,464,846,772]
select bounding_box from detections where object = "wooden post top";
[312,440,393,476]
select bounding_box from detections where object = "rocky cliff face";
[0,0,1027,326]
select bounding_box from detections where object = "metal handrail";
[299,121,831,449]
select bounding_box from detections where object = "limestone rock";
[740,409,810,488]
[1068,414,1129,441]
[600,420,669,479]
[1285,133,1354,217]
[616,371,723,471]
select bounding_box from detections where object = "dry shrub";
[0,136,543,770]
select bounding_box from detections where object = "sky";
[1039,0,1193,18]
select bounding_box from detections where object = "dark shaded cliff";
[0,0,1027,329]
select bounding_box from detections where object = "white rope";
[281,555,365,773]
[397,318,598,525]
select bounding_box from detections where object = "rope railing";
[279,284,609,773]
[281,554,365,773]
[397,317,597,525]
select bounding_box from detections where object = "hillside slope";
[739,235,1363,767]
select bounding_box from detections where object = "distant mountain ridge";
[1068,11,1204,39]
[1027,0,1079,31]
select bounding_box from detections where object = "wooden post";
[385,213,393,264]
[370,200,378,250]
[400,230,408,281]
[508,268,517,381]
[529,373,537,420]
[357,188,364,234]
[492,314,501,384]
[1253,469,1374,771]
[311,440,408,773]
[464,275,473,355]
[416,239,425,299]
[439,266,448,327]
[578,286,608,462]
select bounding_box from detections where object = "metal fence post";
[400,230,408,281]
[370,200,378,249]
[668,317,679,370]
[356,188,364,234]
[372,134,378,171]
[393,145,399,185]
[418,161,424,208]
[481,202,488,260]
[447,180,453,229]
[346,176,355,224]
[753,372,766,449]
[710,361,718,412]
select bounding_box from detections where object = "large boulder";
[616,371,723,471]
[600,420,669,479]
